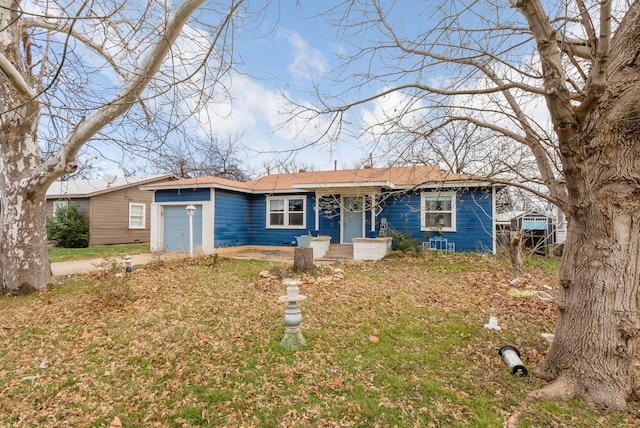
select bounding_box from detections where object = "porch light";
[278,278,307,350]
[186,205,196,257]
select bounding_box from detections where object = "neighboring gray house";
[47,175,177,246]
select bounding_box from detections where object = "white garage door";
[163,205,203,252]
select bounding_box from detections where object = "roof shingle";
[143,165,474,192]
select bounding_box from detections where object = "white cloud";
[278,29,329,81]
[359,89,425,140]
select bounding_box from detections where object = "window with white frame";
[129,203,146,229]
[52,200,69,215]
[267,196,305,228]
[421,192,456,231]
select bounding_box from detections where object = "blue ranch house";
[141,165,499,260]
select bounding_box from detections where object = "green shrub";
[390,231,426,255]
[46,203,89,248]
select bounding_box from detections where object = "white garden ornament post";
[278,279,307,350]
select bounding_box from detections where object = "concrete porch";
[214,238,392,264]
[320,244,354,262]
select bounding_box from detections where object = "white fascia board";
[312,187,384,197]
[139,182,249,193]
[45,192,89,199]
[293,181,394,190]
[139,182,310,195]
[141,180,493,194]
[396,180,493,190]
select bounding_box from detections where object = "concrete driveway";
[50,249,297,276]
[50,253,187,276]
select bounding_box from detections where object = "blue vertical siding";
[453,188,494,252]
[380,188,494,253]
[247,192,316,246]
[157,186,494,253]
[382,191,422,237]
[214,189,251,247]
[317,195,341,243]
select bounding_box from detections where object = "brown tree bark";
[293,247,314,272]
[0,2,51,294]
[509,231,524,273]
[0,187,53,294]
[530,14,640,408]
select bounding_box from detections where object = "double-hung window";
[421,192,456,232]
[129,203,146,229]
[267,196,305,228]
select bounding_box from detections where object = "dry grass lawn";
[1,253,638,427]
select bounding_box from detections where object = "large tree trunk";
[0,2,52,294]
[0,89,53,294]
[533,208,640,410]
[532,54,640,409]
[0,185,52,294]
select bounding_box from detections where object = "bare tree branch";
[32,0,245,187]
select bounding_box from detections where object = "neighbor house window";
[421,192,456,232]
[53,200,69,215]
[267,196,305,228]
[129,203,146,229]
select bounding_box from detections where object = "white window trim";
[420,191,456,232]
[266,196,306,229]
[129,202,146,229]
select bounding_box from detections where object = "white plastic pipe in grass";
[499,345,528,377]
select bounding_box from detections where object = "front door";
[342,196,364,243]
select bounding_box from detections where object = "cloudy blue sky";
[71,1,371,178]
[190,2,372,174]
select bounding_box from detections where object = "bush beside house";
[46,204,89,248]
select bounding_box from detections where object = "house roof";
[141,165,489,193]
[46,174,178,198]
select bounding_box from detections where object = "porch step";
[321,244,353,261]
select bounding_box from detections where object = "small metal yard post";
[185,205,195,258]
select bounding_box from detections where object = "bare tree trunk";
[532,65,640,409]
[0,3,50,294]
[293,247,314,272]
[533,205,640,409]
[509,231,524,272]
[0,185,52,294]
